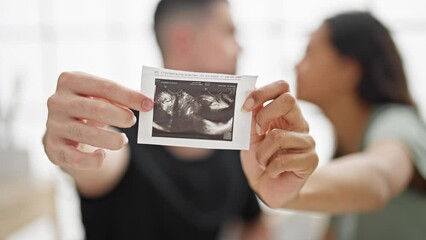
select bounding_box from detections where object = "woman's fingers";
[253,124,317,185]
[264,151,318,179]
[242,80,290,111]
[242,80,308,134]
[240,79,319,208]
[255,92,309,134]
[255,129,316,168]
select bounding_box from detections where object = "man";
[43,0,318,239]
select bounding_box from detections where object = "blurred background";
[0,0,425,239]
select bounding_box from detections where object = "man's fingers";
[53,144,105,170]
[255,92,309,134]
[47,119,128,151]
[44,72,141,171]
[255,129,315,168]
[242,80,290,111]
[48,94,136,128]
[44,134,105,169]
[56,72,153,112]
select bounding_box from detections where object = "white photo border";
[138,66,257,150]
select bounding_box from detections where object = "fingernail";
[122,133,129,145]
[95,149,106,160]
[242,98,255,111]
[256,123,263,135]
[141,99,154,111]
[132,114,137,124]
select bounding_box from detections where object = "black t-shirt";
[79,122,261,240]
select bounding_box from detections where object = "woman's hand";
[241,80,318,208]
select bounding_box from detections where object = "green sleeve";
[362,104,426,179]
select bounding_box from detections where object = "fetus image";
[152,79,237,141]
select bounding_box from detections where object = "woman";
[242,11,426,240]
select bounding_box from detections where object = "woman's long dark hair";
[325,11,414,106]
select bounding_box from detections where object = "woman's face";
[296,24,357,107]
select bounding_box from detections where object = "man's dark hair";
[154,0,227,55]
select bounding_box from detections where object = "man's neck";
[164,58,196,72]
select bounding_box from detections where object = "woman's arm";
[284,139,414,214]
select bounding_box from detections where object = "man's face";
[191,1,242,75]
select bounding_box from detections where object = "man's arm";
[45,134,130,198]
[43,72,153,197]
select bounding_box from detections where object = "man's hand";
[240,81,318,208]
[43,72,153,170]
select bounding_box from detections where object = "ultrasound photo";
[152,79,237,141]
